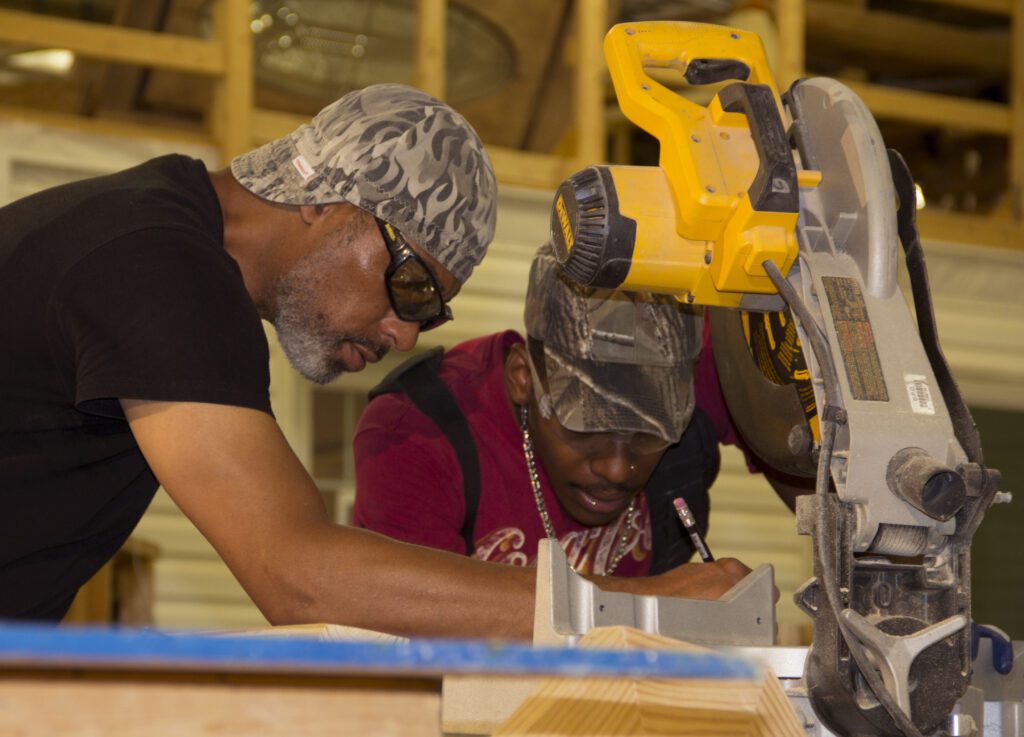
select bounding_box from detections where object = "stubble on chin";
[271,261,346,384]
[274,311,347,384]
[268,221,388,384]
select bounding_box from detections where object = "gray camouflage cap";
[524,243,703,443]
[231,83,497,283]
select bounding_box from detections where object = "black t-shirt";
[0,154,272,619]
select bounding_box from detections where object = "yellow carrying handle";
[604,21,784,240]
[604,21,808,297]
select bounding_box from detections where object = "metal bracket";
[533,539,776,647]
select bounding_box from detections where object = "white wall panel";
[925,242,1024,410]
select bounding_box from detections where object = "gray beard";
[270,224,384,385]
[273,298,347,385]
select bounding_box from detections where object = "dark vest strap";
[368,347,482,554]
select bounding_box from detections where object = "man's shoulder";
[4,154,222,282]
[39,154,212,224]
[89,155,220,243]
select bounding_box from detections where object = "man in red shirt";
[354,244,754,581]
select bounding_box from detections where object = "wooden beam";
[574,0,607,164]
[0,104,212,147]
[805,1,1009,75]
[495,628,805,737]
[0,678,442,737]
[63,565,112,624]
[775,0,806,88]
[210,0,254,162]
[76,0,170,117]
[1011,0,1024,218]
[252,108,306,145]
[915,0,1011,15]
[415,0,447,100]
[605,78,1011,138]
[0,8,224,76]
[842,79,1012,134]
[487,146,578,190]
[918,208,1024,249]
[610,121,631,164]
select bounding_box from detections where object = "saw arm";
[548,20,1004,737]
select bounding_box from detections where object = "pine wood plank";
[805,2,1009,75]
[494,627,804,737]
[915,0,1011,15]
[416,0,447,100]
[1010,0,1024,217]
[209,0,253,161]
[0,8,223,76]
[842,80,1012,135]
[574,0,607,164]
[0,678,440,737]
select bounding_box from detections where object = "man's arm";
[123,399,750,639]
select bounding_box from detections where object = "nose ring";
[629,463,637,472]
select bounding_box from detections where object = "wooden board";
[494,627,804,737]
[445,627,803,737]
[0,622,765,737]
[0,677,441,737]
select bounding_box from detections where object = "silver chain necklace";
[519,405,636,575]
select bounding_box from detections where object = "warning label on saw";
[821,276,889,402]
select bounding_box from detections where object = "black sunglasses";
[375,217,452,331]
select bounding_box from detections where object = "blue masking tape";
[0,622,758,680]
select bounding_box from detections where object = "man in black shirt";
[0,84,750,637]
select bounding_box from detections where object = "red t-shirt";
[353,329,748,577]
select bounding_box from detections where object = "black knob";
[886,447,966,522]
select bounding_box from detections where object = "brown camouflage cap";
[231,83,497,283]
[524,243,703,443]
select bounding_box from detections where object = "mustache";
[331,335,389,360]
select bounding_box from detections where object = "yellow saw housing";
[551,21,821,307]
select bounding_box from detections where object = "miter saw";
[546,20,1015,737]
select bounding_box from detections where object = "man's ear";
[297,203,330,225]
[504,342,533,406]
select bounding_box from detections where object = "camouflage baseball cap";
[231,83,497,283]
[524,243,703,443]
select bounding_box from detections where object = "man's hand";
[596,557,753,600]
[647,557,754,599]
